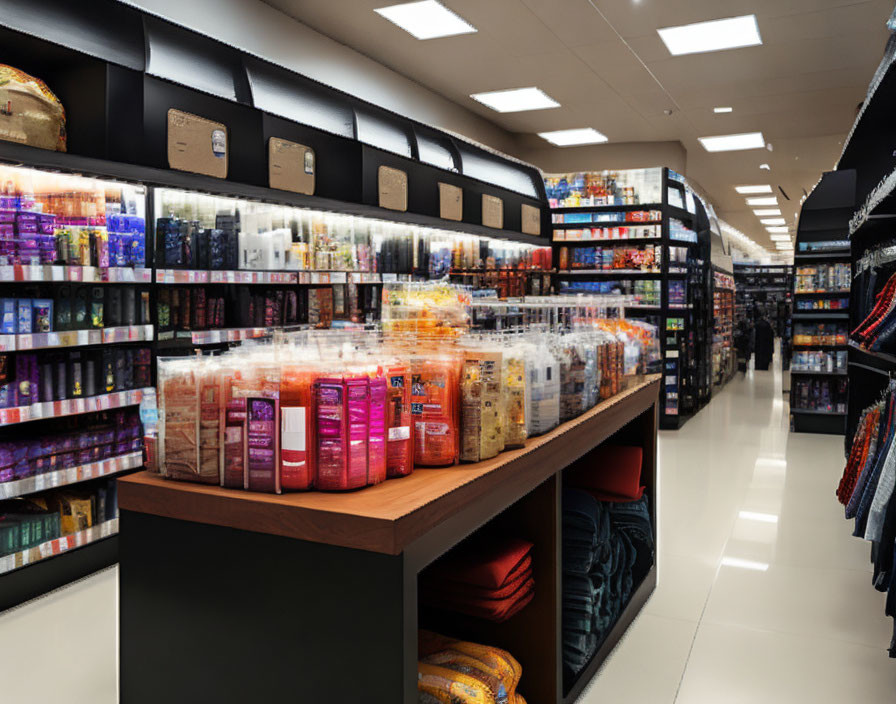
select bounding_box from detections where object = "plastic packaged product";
[315,375,370,491]
[279,365,316,491]
[246,397,280,493]
[367,375,387,485]
[0,65,67,152]
[412,355,460,467]
[502,349,529,449]
[460,349,504,463]
[528,343,560,436]
[383,362,413,478]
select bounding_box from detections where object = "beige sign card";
[439,182,463,221]
[269,138,315,195]
[167,109,228,179]
[378,165,408,211]
[482,194,504,229]
[521,204,541,235]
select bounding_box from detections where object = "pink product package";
[367,376,387,486]
[345,377,370,490]
[246,397,280,493]
[315,379,346,491]
[223,398,247,489]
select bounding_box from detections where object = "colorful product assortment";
[0,409,142,484]
[0,480,119,557]
[0,347,151,409]
[792,350,847,373]
[793,323,847,347]
[155,188,550,275]
[558,280,661,306]
[795,297,849,311]
[795,263,850,293]
[552,210,662,225]
[544,169,663,208]
[668,281,687,306]
[668,218,697,244]
[558,244,660,272]
[0,285,151,334]
[0,165,145,268]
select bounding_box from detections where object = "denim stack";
[561,487,654,681]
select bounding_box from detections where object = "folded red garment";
[425,537,533,590]
[423,566,533,602]
[567,445,643,500]
[423,579,535,622]
[585,487,646,503]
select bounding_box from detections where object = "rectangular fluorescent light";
[746,196,778,206]
[471,87,560,113]
[753,208,781,216]
[721,556,769,571]
[374,1,476,40]
[658,15,762,56]
[767,226,789,234]
[714,106,733,113]
[738,511,779,524]
[699,132,765,152]
[538,128,608,146]
[761,218,786,225]
[770,234,790,241]
[735,185,772,194]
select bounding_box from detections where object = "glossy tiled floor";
[3,357,896,702]
[581,359,896,703]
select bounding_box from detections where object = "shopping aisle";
[582,361,896,703]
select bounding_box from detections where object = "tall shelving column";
[548,167,708,430]
[790,170,855,435]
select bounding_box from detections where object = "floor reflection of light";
[720,556,770,571]
[738,510,779,524]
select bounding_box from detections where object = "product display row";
[551,209,662,226]
[552,224,661,242]
[792,350,848,374]
[557,244,661,272]
[155,297,658,492]
[793,323,848,347]
[795,263,850,293]
[545,170,663,208]
[792,377,847,413]
[1,285,151,334]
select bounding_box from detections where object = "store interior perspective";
[4,0,896,701]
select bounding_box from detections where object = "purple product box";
[246,397,280,493]
[37,213,56,235]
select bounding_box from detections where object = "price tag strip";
[0,388,150,426]
[0,518,120,576]
[0,452,143,501]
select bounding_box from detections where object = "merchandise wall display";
[712,270,735,387]
[792,169,854,434]
[547,167,712,429]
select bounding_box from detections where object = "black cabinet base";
[0,535,118,613]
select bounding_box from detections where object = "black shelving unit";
[549,168,711,429]
[790,170,855,434]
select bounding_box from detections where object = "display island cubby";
[0,0,554,610]
[547,168,711,429]
[118,375,660,704]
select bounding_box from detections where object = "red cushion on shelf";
[425,537,534,591]
[566,445,643,500]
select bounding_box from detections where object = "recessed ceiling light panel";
[374,1,477,40]
[747,196,778,206]
[538,128,608,146]
[714,107,733,113]
[658,15,762,56]
[699,132,765,152]
[767,226,789,234]
[470,87,560,113]
[770,234,791,241]
[761,218,786,225]
[735,185,772,194]
[753,208,781,216]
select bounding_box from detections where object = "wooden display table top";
[119,374,660,555]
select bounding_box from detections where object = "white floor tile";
[578,613,697,704]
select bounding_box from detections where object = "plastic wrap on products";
[555,336,587,423]
[412,354,461,467]
[527,342,560,436]
[279,364,317,491]
[367,375,387,485]
[502,346,529,449]
[315,375,370,491]
[459,348,504,463]
[382,361,413,478]
[0,65,67,152]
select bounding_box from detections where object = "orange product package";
[411,354,460,467]
[279,365,318,491]
[382,362,414,478]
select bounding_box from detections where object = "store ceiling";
[261,0,891,249]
